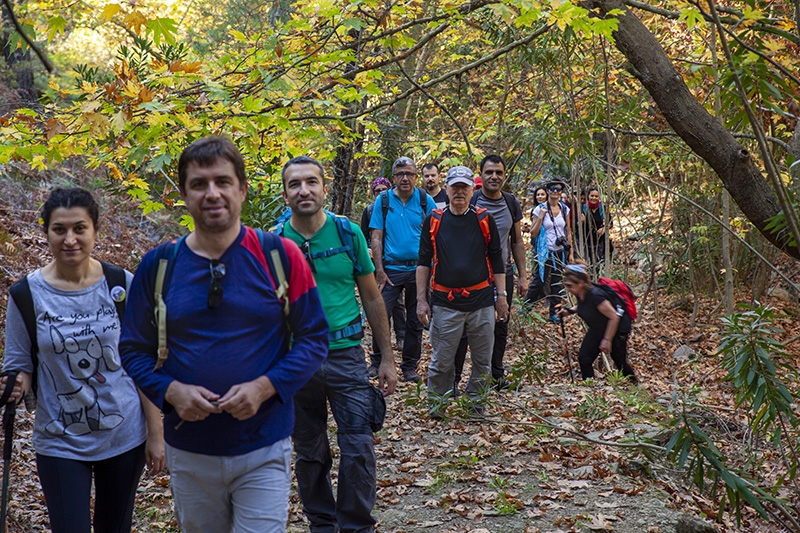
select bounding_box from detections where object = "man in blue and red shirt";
[120,136,328,533]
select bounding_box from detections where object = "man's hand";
[516,276,527,299]
[495,296,509,322]
[218,376,276,421]
[164,381,221,423]
[378,360,397,397]
[375,269,389,292]
[417,299,431,328]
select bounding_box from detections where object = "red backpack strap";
[474,207,491,245]
[474,207,494,282]
[429,209,444,287]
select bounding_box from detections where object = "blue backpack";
[271,209,366,342]
[270,208,364,275]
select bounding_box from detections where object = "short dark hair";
[281,156,325,187]
[479,154,505,173]
[421,163,439,173]
[178,136,247,191]
[391,156,416,175]
[41,188,100,232]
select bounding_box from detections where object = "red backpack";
[428,206,493,301]
[597,277,638,321]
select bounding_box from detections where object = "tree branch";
[1,0,54,73]
[608,159,800,297]
[286,23,553,123]
[395,54,473,160]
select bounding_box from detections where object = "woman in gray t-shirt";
[2,188,164,533]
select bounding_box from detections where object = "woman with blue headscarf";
[524,179,573,323]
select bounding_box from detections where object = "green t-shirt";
[283,215,375,351]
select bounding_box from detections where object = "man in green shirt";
[277,155,396,533]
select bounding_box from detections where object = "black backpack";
[470,189,521,244]
[8,262,127,397]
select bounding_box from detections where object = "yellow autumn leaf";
[108,164,124,181]
[111,110,126,133]
[99,4,121,22]
[762,39,784,52]
[122,80,141,99]
[123,11,148,34]
[124,175,150,190]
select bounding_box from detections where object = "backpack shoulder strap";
[428,208,444,239]
[330,213,363,275]
[418,187,428,214]
[270,220,285,236]
[474,207,492,245]
[9,276,38,393]
[100,261,127,323]
[380,190,390,225]
[152,236,184,370]
[469,190,481,206]
[9,276,36,356]
[258,229,291,318]
[504,191,520,245]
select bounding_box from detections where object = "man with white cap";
[416,166,508,420]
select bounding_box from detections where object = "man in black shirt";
[416,166,508,419]
[422,163,449,208]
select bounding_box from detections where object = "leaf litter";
[1,177,797,532]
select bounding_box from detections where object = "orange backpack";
[428,207,494,301]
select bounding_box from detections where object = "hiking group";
[1,135,637,533]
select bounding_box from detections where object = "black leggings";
[577,331,637,382]
[525,251,565,316]
[37,442,146,533]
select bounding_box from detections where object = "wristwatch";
[497,291,508,298]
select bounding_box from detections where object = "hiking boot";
[494,380,521,392]
[429,407,445,421]
[368,366,379,380]
[468,403,485,420]
[402,370,421,383]
[548,314,561,324]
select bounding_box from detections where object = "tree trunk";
[583,0,800,259]
[1,0,37,107]
[330,29,366,217]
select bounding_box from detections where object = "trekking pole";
[559,318,575,384]
[0,371,19,533]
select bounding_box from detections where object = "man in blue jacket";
[119,136,328,533]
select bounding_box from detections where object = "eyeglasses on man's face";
[548,186,563,192]
[208,260,226,308]
[393,171,416,180]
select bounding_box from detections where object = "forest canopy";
[0,0,798,258]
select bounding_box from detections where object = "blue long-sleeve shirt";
[119,226,328,456]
